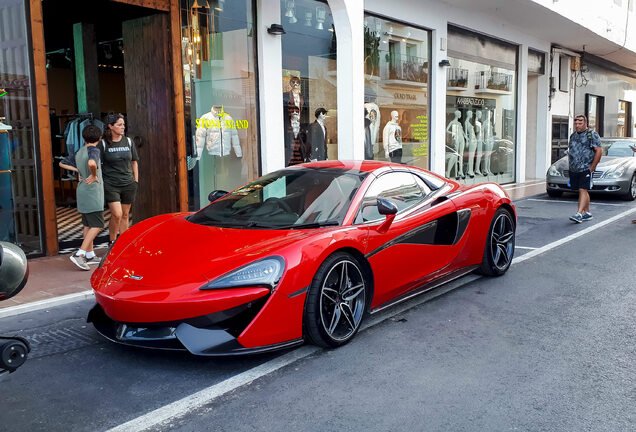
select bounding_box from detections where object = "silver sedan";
[546,138,636,201]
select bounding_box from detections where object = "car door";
[357,171,465,308]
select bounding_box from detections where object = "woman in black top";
[99,113,140,245]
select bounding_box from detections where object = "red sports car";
[89,161,516,355]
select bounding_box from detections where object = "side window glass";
[357,172,425,223]
[413,175,432,196]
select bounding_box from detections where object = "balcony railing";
[474,71,513,92]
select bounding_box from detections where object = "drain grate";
[21,324,101,359]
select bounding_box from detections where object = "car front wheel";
[478,207,515,276]
[304,252,368,348]
[623,173,636,201]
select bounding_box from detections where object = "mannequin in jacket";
[383,110,402,163]
[194,105,242,160]
[286,106,307,165]
[307,107,328,161]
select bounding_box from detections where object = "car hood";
[105,215,315,289]
[552,155,633,171]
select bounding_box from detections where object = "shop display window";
[446,27,518,185]
[281,0,337,166]
[180,0,259,209]
[363,15,431,168]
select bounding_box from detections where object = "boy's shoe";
[569,213,583,223]
[70,253,90,271]
[581,212,593,221]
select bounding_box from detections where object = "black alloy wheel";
[479,207,515,276]
[304,252,368,348]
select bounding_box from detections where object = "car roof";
[295,160,410,174]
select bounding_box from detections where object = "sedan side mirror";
[208,190,228,203]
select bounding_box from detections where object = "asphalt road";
[1,193,635,432]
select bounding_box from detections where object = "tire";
[304,252,368,348]
[478,207,515,276]
[623,173,636,201]
[546,189,563,198]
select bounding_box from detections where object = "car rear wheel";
[478,207,515,276]
[623,173,636,201]
[304,252,368,348]
[546,189,563,198]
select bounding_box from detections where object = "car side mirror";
[376,198,397,233]
[0,242,29,301]
[208,190,228,203]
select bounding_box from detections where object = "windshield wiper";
[275,221,340,230]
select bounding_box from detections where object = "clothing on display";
[194,106,243,159]
[364,103,380,157]
[382,110,402,163]
[307,108,328,161]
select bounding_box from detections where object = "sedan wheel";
[624,173,636,201]
[479,208,515,276]
[304,252,367,348]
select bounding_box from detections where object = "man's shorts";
[81,211,105,228]
[104,181,138,204]
[570,170,593,190]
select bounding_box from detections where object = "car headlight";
[603,165,625,179]
[201,256,285,290]
[548,165,562,177]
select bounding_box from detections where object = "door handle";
[0,169,11,174]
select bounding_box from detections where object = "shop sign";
[456,97,486,106]
[195,106,249,129]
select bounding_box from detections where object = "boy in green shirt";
[59,124,104,270]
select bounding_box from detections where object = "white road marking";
[514,246,538,250]
[526,198,631,207]
[512,206,636,265]
[0,290,94,319]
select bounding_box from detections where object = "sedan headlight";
[603,165,625,179]
[201,256,285,290]
[548,165,562,177]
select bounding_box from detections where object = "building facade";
[1,0,635,256]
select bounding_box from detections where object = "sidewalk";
[0,179,547,311]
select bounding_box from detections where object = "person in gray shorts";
[98,113,140,245]
[59,124,104,270]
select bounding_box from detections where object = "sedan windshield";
[602,139,636,157]
[187,167,368,228]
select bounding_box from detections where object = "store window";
[0,1,44,255]
[180,0,259,210]
[618,100,632,137]
[363,15,431,168]
[281,0,336,166]
[586,94,604,135]
[446,26,518,185]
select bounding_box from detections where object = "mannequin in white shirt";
[383,110,402,163]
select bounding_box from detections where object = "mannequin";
[482,109,494,176]
[464,110,476,177]
[286,106,306,165]
[364,108,373,160]
[307,107,328,161]
[194,105,242,160]
[473,110,484,176]
[446,110,466,179]
[383,110,402,163]
[364,102,380,156]
[283,76,305,124]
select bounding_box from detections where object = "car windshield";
[187,167,368,229]
[602,140,636,157]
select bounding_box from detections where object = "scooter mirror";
[0,241,29,301]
